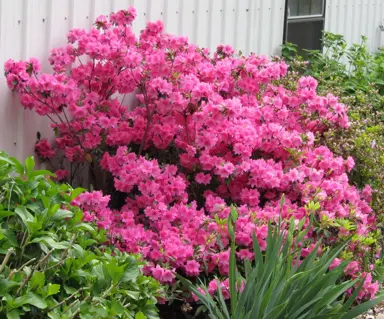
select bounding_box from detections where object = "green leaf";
[74,223,95,232]
[0,156,24,174]
[264,300,289,319]
[111,299,125,314]
[229,245,237,318]
[14,292,48,309]
[135,312,147,319]
[177,275,224,319]
[0,279,20,295]
[30,236,69,250]
[52,209,73,220]
[121,265,140,283]
[342,293,384,319]
[46,284,61,297]
[105,260,128,284]
[28,170,55,178]
[1,229,19,247]
[6,310,21,319]
[14,206,34,226]
[63,286,77,295]
[215,279,231,319]
[24,157,35,176]
[0,210,15,218]
[29,271,45,290]
[125,290,141,300]
[26,218,43,234]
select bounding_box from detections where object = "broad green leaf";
[111,299,125,314]
[1,229,19,247]
[14,292,48,309]
[106,260,129,284]
[46,283,60,297]
[0,210,15,218]
[29,271,45,290]
[0,156,24,174]
[135,312,147,319]
[52,209,73,220]
[63,285,77,295]
[26,218,43,234]
[30,236,69,250]
[74,223,95,232]
[24,157,35,176]
[125,290,141,300]
[26,293,48,309]
[6,310,21,319]
[28,170,55,178]
[121,265,140,282]
[0,279,20,295]
[15,206,34,226]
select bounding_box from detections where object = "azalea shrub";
[4,7,381,302]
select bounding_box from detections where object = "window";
[284,0,326,51]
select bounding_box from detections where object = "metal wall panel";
[0,0,286,160]
[325,0,384,52]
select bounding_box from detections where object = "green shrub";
[180,210,384,319]
[0,152,161,318]
[281,32,384,217]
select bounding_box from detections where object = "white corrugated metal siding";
[325,0,384,52]
[0,0,286,160]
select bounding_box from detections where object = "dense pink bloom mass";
[5,7,379,300]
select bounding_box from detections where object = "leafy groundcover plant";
[4,6,381,308]
[180,209,384,319]
[0,153,160,318]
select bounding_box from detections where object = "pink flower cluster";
[4,7,379,300]
[330,258,379,299]
[191,277,245,302]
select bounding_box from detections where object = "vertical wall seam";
[245,0,252,54]
[222,0,227,44]
[233,0,239,49]
[178,0,183,36]
[193,0,198,44]
[207,0,213,52]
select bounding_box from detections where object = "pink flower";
[54,169,68,181]
[150,265,175,283]
[185,260,200,276]
[208,279,218,295]
[195,172,212,185]
[192,287,206,301]
[216,162,235,178]
[346,156,355,172]
[329,258,342,271]
[35,139,55,159]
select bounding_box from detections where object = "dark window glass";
[286,19,324,51]
[285,0,325,51]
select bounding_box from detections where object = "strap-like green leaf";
[342,293,384,319]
